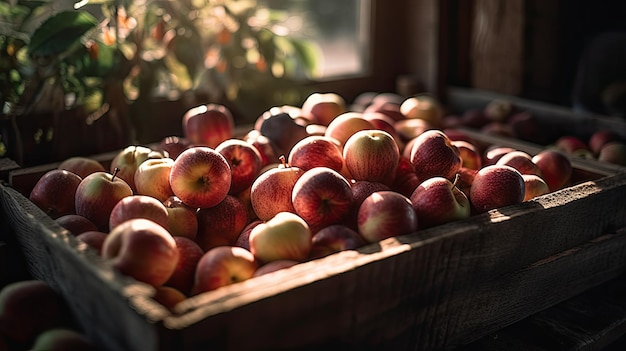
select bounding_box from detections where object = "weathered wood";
[471,0,525,95]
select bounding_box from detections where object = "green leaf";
[28,10,98,56]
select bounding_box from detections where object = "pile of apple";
[443,98,626,166]
[26,91,574,309]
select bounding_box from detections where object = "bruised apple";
[102,218,179,287]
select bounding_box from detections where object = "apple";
[554,136,592,158]
[253,260,299,277]
[57,156,105,178]
[522,174,551,201]
[163,196,198,240]
[483,99,514,122]
[287,135,344,173]
[256,107,309,157]
[469,165,525,213]
[588,130,622,156]
[108,194,170,231]
[344,180,391,229]
[452,140,482,170]
[343,129,400,185]
[598,142,626,166]
[182,103,235,148]
[54,214,98,236]
[460,108,489,128]
[75,170,133,231]
[191,246,258,294]
[76,230,108,255]
[362,112,403,148]
[456,167,478,197]
[409,129,462,182]
[495,150,543,176]
[169,146,232,209]
[391,156,422,197]
[29,169,82,219]
[31,328,96,351]
[109,145,165,192]
[409,176,471,228]
[309,224,367,259]
[165,236,205,295]
[0,280,70,344]
[508,111,544,144]
[324,112,375,146]
[400,94,444,126]
[291,167,354,232]
[195,195,249,251]
[357,190,418,243]
[363,95,405,122]
[250,159,304,221]
[155,135,192,160]
[531,150,573,192]
[235,219,263,250]
[249,211,312,262]
[300,92,347,126]
[244,130,281,167]
[483,146,516,166]
[102,218,179,287]
[215,139,263,195]
[134,157,176,202]
[394,118,433,142]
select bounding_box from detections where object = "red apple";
[156,135,192,160]
[531,150,573,191]
[0,280,70,344]
[300,92,347,126]
[363,96,405,122]
[76,230,108,255]
[165,236,204,295]
[134,157,176,202]
[182,103,235,148]
[249,211,312,262]
[244,130,281,168]
[495,150,543,176]
[391,156,421,197]
[169,146,232,209]
[456,167,478,197]
[400,94,444,126]
[469,165,525,213]
[555,136,591,158]
[216,139,263,195]
[109,145,165,192]
[191,246,258,294]
[249,159,304,221]
[235,219,263,250]
[29,169,82,219]
[362,113,404,149]
[343,129,400,185]
[102,218,179,287]
[287,135,344,173]
[74,170,133,231]
[452,140,482,170]
[291,167,354,232]
[409,176,471,228]
[108,194,170,231]
[409,129,462,182]
[522,174,550,201]
[163,196,198,240]
[357,191,418,243]
[55,214,98,236]
[324,112,375,146]
[195,195,249,251]
[57,156,105,178]
[252,260,299,277]
[309,224,367,259]
[588,130,622,156]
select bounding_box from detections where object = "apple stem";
[451,173,460,189]
[279,155,288,168]
[112,167,120,181]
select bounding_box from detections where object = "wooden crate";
[2,127,626,351]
